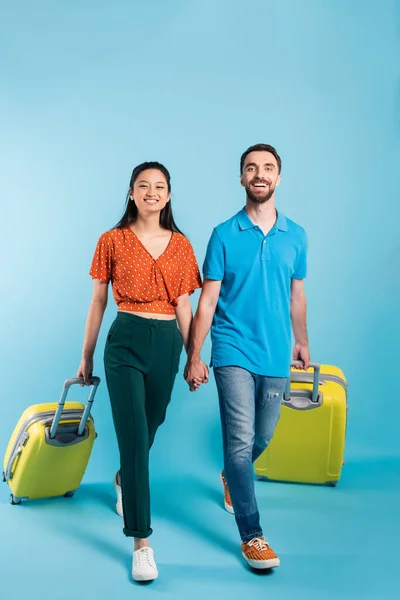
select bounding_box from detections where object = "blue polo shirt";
[203,208,308,377]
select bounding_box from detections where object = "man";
[184,143,310,569]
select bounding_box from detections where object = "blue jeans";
[214,366,286,542]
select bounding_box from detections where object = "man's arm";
[290,278,310,369]
[184,279,222,390]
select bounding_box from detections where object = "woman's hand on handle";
[77,357,93,386]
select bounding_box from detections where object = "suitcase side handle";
[285,362,320,403]
[49,376,100,439]
[6,448,23,481]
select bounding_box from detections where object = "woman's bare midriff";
[118,310,176,321]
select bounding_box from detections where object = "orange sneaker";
[220,471,234,514]
[242,537,280,569]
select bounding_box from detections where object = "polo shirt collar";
[237,207,288,232]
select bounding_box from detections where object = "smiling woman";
[115,161,183,235]
[76,161,206,582]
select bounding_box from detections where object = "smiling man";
[185,143,310,570]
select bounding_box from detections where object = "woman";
[77,161,206,582]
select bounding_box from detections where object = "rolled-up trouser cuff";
[123,527,153,538]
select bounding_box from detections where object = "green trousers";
[104,311,183,538]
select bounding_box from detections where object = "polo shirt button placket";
[262,237,270,260]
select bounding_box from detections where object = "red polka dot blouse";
[89,227,202,315]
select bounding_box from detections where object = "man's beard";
[245,184,275,204]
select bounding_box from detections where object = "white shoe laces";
[137,547,154,568]
[247,537,269,551]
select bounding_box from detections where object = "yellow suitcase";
[254,362,347,486]
[3,376,100,504]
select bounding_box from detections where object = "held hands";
[292,343,310,370]
[77,357,93,386]
[184,358,209,392]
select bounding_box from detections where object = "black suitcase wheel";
[10,494,21,505]
[64,491,75,498]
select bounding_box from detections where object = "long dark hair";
[114,161,184,234]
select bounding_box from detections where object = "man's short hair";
[240,144,282,174]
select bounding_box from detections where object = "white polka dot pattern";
[89,227,202,314]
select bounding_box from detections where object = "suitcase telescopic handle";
[284,362,321,403]
[49,376,100,439]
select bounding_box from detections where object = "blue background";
[0,1,399,598]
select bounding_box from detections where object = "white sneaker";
[132,547,158,582]
[113,473,123,518]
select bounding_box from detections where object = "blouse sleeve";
[89,232,113,283]
[177,239,202,298]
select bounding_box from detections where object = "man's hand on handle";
[292,343,310,370]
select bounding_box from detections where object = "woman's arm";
[77,280,109,384]
[174,293,193,354]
